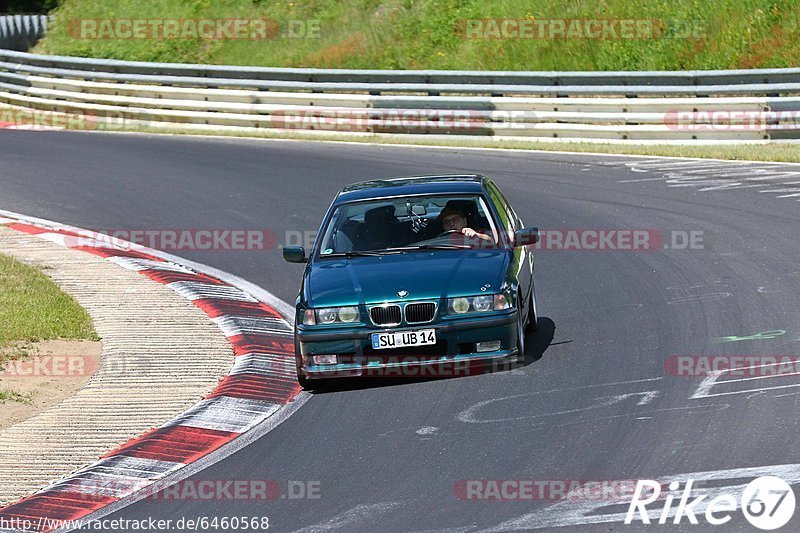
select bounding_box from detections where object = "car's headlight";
[317,308,338,324]
[303,306,361,325]
[473,295,493,312]
[448,293,510,314]
[337,306,359,323]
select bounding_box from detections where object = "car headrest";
[364,204,396,224]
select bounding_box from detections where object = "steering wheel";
[438,229,462,237]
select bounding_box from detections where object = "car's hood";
[305,250,510,307]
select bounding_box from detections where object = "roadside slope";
[37,0,800,70]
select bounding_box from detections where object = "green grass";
[35,0,800,70]
[0,389,30,403]
[0,253,98,365]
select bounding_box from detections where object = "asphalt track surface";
[2,131,800,532]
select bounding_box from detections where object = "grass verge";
[0,252,98,372]
[0,389,30,403]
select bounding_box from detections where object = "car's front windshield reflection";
[317,195,500,257]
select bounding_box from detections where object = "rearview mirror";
[514,227,539,247]
[283,245,307,263]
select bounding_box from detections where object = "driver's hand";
[462,227,477,237]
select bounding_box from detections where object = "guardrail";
[1,16,799,141]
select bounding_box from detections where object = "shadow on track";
[306,317,555,394]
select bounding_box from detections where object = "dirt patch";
[0,339,102,430]
[304,32,366,67]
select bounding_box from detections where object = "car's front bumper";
[296,311,518,380]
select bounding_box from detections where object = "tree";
[1,0,58,14]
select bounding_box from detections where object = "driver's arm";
[462,227,492,241]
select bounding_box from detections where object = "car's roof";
[335,175,488,204]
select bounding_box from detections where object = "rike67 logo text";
[626,476,795,530]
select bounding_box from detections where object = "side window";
[492,182,521,229]
[485,183,515,244]
[507,203,523,229]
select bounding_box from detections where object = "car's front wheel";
[516,290,527,360]
[295,330,314,390]
[526,282,539,333]
[297,371,310,389]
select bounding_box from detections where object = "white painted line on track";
[108,256,194,273]
[614,159,800,201]
[167,280,259,302]
[166,396,282,433]
[691,360,800,399]
[290,502,402,533]
[477,463,800,531]
[212,315,293,337]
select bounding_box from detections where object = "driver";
[438,206,492,242]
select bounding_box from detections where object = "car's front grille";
[370,305,401,325]
[405,302,436,323]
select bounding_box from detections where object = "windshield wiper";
[386,244,472,251]
[323,244,471,258]
[323,250,404,258]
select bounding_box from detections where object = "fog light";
[476,340,501,352]
[312,355,338,365]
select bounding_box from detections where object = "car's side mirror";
[514,227,539,247]
[283,245,307,263]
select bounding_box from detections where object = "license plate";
[371,329,436,350]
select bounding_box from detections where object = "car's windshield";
[316,194,500,256]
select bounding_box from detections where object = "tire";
[526,282,539,333]
[516,290,527,360]
[294,331,314,390]
[297,372,314,391]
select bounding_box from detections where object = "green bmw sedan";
[283,175,539,388]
